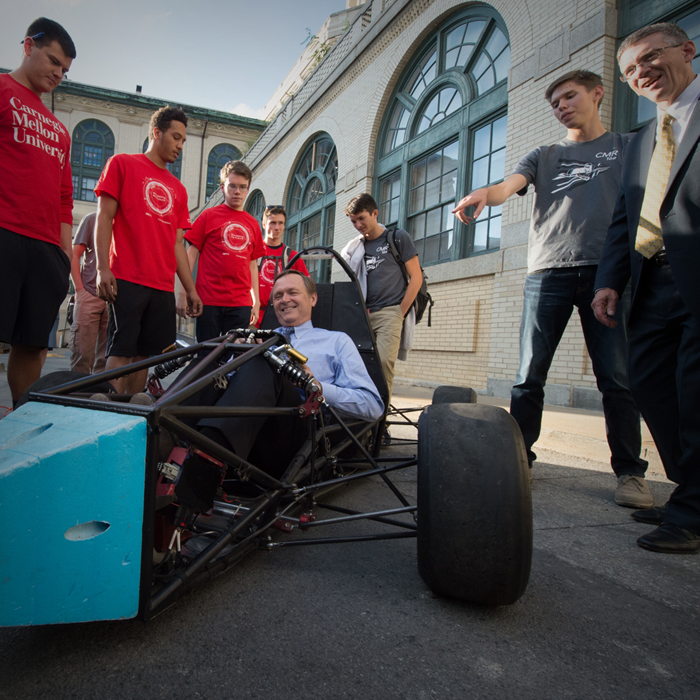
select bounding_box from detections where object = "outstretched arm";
[452,173,527,224]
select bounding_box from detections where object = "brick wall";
[249,0,623,406]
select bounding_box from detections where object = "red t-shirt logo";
[222,222,251,253]
[260,259,278,284]
[144,179,174,216]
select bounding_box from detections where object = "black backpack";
[386,228,434,326]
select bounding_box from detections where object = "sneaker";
[615,475,653,509]
[382,428,392,446]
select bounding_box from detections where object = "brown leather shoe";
[637,523,700,554]
[615,475,653,508]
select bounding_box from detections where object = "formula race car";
[0,248,532,627]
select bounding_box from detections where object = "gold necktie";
[635,113,676,258]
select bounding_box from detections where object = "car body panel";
[0,403,147,626]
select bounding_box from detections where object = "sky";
[1,0,343,120]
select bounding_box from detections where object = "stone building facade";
[0,70,268,227]
[236,0,700,408]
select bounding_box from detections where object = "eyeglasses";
[265,205,285,211]
[619,44,683,82]
[20,32,45,44]
[224,184,249,192]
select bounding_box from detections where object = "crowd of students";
[2,16,700,554]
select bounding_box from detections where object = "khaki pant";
[69,287,108,374]
[369,304,404,404]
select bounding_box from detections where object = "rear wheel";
[16,371,115,408]
[432,385,477,405]
[417,403,532,605]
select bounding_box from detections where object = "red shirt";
[0,74,72,246]
[96,153,191,292]
[184,204,264,306]
[255,243,309,327]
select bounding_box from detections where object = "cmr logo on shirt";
[222,222,251,253]
[144,179,174,216]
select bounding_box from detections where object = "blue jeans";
[510,266,647,476]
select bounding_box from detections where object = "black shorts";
[0,227,70,347]
[106,279,176,358]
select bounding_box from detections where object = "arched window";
[286,134,338,283]
[206,143,242,198]
[141,137,183,180]
[71,120,114,202]
[375,9,510,265]
[245,189,266,229]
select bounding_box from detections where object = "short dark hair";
[25,17,76,59]
[274,269,316,296]
[544,70,604,106]
[263,205,286,224]
[220,160,252,186]
[617,22,690,61]
[345,193,378,216]
[149,105,188,140]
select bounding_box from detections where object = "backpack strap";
[386,228,409,289]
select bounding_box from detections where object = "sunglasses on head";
[20,32,45,44]
[265,205,285,211]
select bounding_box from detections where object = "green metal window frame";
[71,119,115,202]
[141,137,183,180]
[614,0,700,132]
[285,133,338,283]
[374,6,510,266]
[245,189,266,230]
[206,143,242,198]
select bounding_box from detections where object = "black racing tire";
[417,403,532,605]
[432,385,477,405]
[16,371,115,408]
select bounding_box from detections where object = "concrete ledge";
[573,386,604,412]
[487,377,604,411]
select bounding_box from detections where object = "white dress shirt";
[657,73,700,145]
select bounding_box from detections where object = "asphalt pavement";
[0,352,698,699]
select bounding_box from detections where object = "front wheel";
[417,403,532,605]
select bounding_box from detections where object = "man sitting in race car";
[189,270,384,476]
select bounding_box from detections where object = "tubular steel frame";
[27,330,419,621]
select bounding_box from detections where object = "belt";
[650,250,670,266]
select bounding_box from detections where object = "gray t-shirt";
[513,131,633,274]
[73,212,98,296]
[364,228,418,312]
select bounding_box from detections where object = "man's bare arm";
[176,243,200,317]
[95,194,119,302]
[400,255,423,317]
[452,173,528,224]
[248,259,260,325]
[60,222,73,262]
[175,230,202,317]
[70,243,87,291]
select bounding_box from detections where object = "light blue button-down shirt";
[274,320,384,422]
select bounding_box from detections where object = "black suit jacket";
[595,102,700,321]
